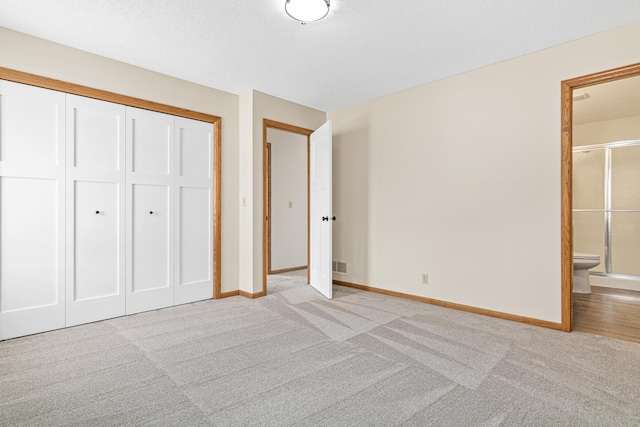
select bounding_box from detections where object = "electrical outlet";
[422,273,429,285]
[289,201,293,208]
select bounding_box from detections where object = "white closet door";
[125,107,175,314]
[0,80,66,340]
[174,117,213,305]
[66,95,126,327]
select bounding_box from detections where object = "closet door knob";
[149,211,154,215]
[95,210,101,215]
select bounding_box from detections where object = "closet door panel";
[179,127,211,179]
[66,95,125,327]
[0,80,65,340]
[131,184,171,292]
[1,178,58,310]
[0,177,62,334]
[0,82,60,166]
[179,187,211,285]
[175,117,213,305]
[125,107,174,314]
[132,117,171,175]
[71,97,121,171]
[73,181,120,300]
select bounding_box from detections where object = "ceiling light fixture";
[285,0,330,23]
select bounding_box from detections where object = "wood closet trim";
[0,67,223,300]
[560,61,640,332]
[266,142,272,274]
[0,67,220,123]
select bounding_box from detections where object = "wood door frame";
[263,119,313,295]
[0,67,223,299]
[266,142,272,273]
[560,62,640,331]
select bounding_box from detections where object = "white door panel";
[127,184,173,313]
[179,127,212,179]
[0,163,59,178]
[132,185,171,292]
[73,181,120,300]
[66,95,125,327]
[131,112,171,175]
[179,187,211,285]
[125,107,175,314]
[0,84,60,165]
[0,80,66,340]
[0,178,59,310]
[175,117,213,305]
[310,121,333,299]
[69,95,122,171]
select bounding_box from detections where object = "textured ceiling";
[1,0,640,111]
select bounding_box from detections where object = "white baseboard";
[589,275,640,292]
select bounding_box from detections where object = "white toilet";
[573,253,601,294]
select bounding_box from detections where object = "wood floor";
[573,286,640,343]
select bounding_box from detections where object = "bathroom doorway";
[561,62,640,341]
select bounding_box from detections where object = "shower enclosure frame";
[573,139,640,280]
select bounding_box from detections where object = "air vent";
[573,92,590,102]
[332,261,347,275]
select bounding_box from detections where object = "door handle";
[322,216,337,221]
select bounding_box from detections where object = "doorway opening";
[262,119,313,295]
[561,62,640,336]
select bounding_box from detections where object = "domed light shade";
[285,0,330,22]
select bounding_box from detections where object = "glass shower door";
[573,148,606,273]
[610,144,640,277]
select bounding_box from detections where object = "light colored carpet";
[2,270,640,426]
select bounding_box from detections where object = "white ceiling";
[1,0,640,112]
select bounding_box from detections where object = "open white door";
[310,121,333,299]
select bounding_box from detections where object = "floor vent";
[332,261,347,275]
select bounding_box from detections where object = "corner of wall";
[238,91,255,294]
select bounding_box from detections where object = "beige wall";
[328,21,640,323]
[238,91,254,294]
[574,115,640,146]
[238,91,325,293]
[0,27,240,293]
[268,129,308,271]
